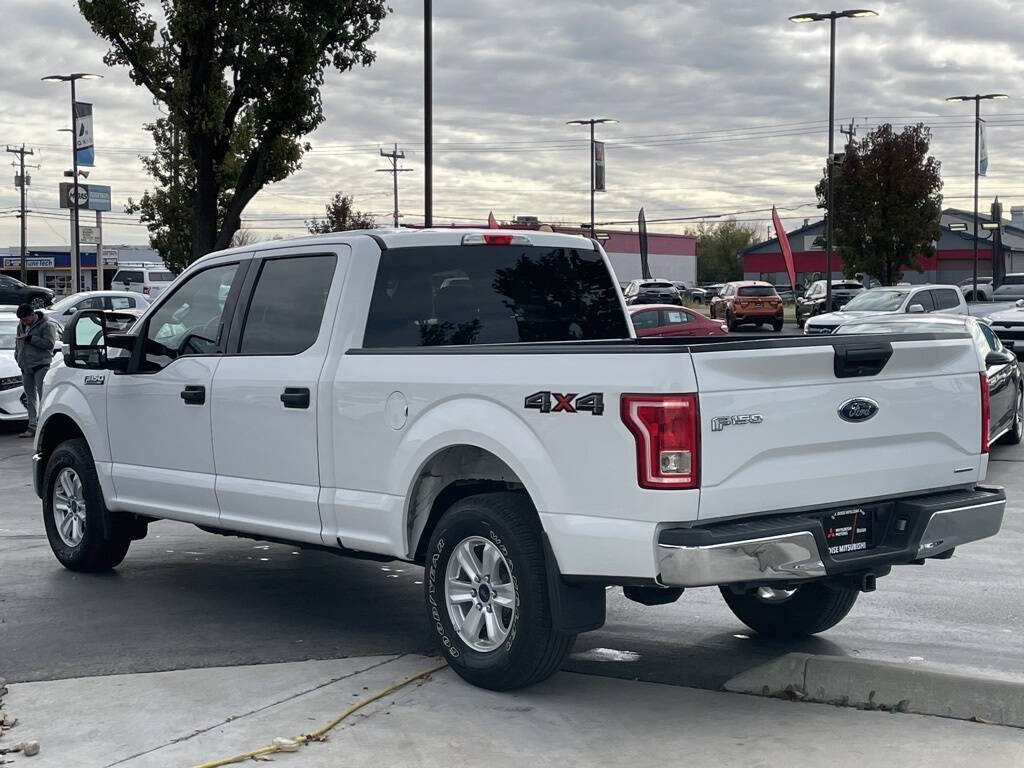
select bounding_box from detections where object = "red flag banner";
[772,206,796,293]
[488,211,498,229]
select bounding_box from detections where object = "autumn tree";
[694,220,759,283]
[307,192,375,233]
[79,0,389,272]
[816,123,943,285]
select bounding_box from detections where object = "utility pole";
[6,145,36,283]
[377,144,413,228]
[840,119,857,148]
[424,0,433,228]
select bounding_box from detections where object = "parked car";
[835,313,1021,447]
[795,280,865,327]
[39,228,1004,692]
[708,280,784,331]
[959,276,995,302]
[990,274,1024,303]
[628,304,728,337]
[0,274,53,309]
[985,299,1024,345]
[803,284,968,335]
[0,311,28,422]
[111,264,175,299]
[622,279,683,306]
[701,283,725,303]
[42,290,151,331]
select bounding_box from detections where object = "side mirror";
[907,303,926,314]
[986,350,1013,367]
[63,310,138,370]
[1016,299,1024,308]
[63,308,76,316]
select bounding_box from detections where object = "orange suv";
[709,281,784,332]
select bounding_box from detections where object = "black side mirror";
[985,350,1013,367]
[63,310,139,370]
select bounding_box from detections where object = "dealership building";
[0,244,163,295]
[742,206,1024,286]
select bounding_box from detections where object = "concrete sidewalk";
[4,654,1023,768]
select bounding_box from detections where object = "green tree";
[306,192,375,234]
[79,0,389,272]
[694,220,759,283]
[816,123,943,285]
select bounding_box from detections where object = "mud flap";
[542,533,606,633]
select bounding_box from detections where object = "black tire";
[424,492,575,691]
[30,295,47,309]
[726,310,737,332]
[42,438,131,572]
[772,320,784,332]
[709,304,716,320]
[719,582,859,638]
[1003,387,1024,445]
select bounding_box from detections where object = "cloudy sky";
[1,0,1022,249]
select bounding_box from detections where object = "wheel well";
[38,414,86,467]
[407,445,535,564]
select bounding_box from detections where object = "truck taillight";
[621,394,699,489]
[143,285,151,295]
[980,371,990,453]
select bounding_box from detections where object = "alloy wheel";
[445,535,517,652]
[52,467,87,547]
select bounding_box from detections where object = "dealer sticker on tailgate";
[824,509,872,555]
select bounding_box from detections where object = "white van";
[110,263,174,299]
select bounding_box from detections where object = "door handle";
[180,385,206,405]
[281,387,310,409]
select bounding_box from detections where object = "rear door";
[211,248,345,544]
[693,335,984,521]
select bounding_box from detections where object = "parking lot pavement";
[2,423,1022,692]
[5,655,1023,768]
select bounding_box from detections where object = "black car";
[0,274,54,309]
[622,279,683,306]
[795,279,864,327]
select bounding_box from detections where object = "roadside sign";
[79,225,101,244]
[59,183,111,211]
[102,247,119,266]
[3,256,54,269]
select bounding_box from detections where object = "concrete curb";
[723,653,1024,727]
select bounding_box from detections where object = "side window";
[661,309,690,325]
[238,255,337,355]
[631,310,659,329]
[912,291,936,312]
[78,296,105,311]
[110,296,134,310]
[979,323,1000,352]
[932,289,960,310]
[143,263,239,370]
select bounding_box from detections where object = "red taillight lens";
[980,371,990,453]
[483,234,513,245]
[621,394,699,489]
[143,285,151,295]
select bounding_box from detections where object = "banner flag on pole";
[638,207,651,279]
[487,211,498,229]
[771,206,796,293]
[979,119,988,176]
[593,140,606,192]
[74,102,94,166]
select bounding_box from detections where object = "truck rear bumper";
[656,486,1005,588]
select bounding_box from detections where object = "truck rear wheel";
[42,438,131,572]
[424,492,575,691]
[719,582,859,638]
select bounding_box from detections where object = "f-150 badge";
[710,414,763,431]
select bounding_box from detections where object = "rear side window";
[631,310,659,329]
[110,296,135,310]
[239,255,337,355]
[932,289,960,310]
[363,245,629,347]
[113,270,143,283]
[662,309,690,325]
[147,271,174,282]
[738,286,776,297]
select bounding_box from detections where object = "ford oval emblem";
[838,397,879,423]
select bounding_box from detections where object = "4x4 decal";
[524,391,604,416]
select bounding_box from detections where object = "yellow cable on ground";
[191,660,449,768]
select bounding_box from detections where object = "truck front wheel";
[719,582,859,638]
[424,492,575,690]
[42,438,131,572]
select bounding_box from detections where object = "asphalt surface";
[2,413,1022,689]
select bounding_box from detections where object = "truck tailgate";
[693,336,984,521]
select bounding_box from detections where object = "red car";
[629,304,728,337]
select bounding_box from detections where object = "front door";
[212,249,344,544]
[106,260,243,524]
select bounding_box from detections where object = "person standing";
[15,303,58,439]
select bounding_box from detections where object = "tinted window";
[912,291,936,312]
[239,255,336,355]
[932,289,960,310]
[144,263,238,370]
[363,245,629,347]
[738,286,776,297]
[147,271,174,282]
[113,270,144,284]
[662,309,690,325]
[1005,275,1024,285]
[631,310,659,329]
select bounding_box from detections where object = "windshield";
[738,286,776,297]
[49,293,87,314]
[0,319,17,349]
[836,320,965,335]
[842,290,909,311]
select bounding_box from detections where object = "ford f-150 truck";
[34,229,1005,691]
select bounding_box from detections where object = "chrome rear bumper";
[656,486,1005,588]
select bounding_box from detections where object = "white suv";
[110,264,174,299]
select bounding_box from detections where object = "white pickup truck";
[34,229,1005,691]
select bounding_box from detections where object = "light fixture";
[948,222,968,231]
[981,221,1000,230]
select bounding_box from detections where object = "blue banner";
[75,101,94,167]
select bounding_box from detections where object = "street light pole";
[789,9,876,306]
[566,117,618,236]
[424,0,432,228]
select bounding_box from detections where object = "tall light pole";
[42,72,101,293]
[790,9,876,306]
[946,93,1008,299]
[424,0,433,228]
[566,118,618,235]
